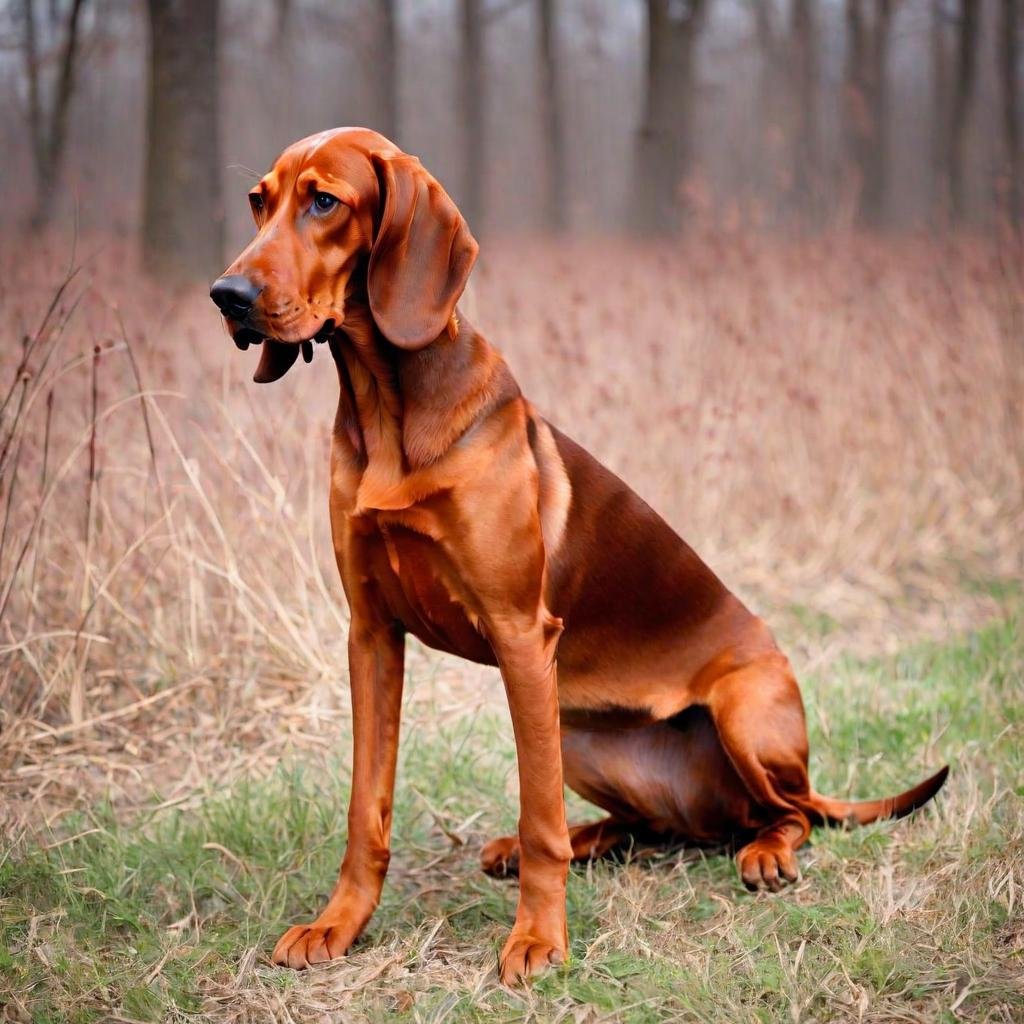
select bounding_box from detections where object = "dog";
[209,128,948,985]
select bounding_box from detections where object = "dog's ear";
[368,153,478,350]
[253,339,300,383]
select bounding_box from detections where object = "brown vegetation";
[1,229,1020,821]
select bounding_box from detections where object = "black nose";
[210,275,260,320]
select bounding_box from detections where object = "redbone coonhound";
[210,128,948,985]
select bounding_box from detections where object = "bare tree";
[789,0,818,218]
[263,0,295,158]
[750,1,786,222]
[930,1,951,214]
[377,0,399,143]
[273,0,291,39]
[947,0,978,222]
[458,0,485,231]
[843,0,894,226]
[538,0,566,231]
[1000,0,1020,225]
[142,0,223,280]
[635,0,708,233]
[18,0,88,228]
[751,0,779,89]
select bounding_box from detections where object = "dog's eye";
[312,192,339,215]
[249,192,265,214]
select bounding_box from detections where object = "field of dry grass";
[1,228,1022,1022]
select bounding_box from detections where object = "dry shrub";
[475,232,1023,653]
[0,229,1020,818]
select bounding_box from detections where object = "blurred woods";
[0,0,1021,275]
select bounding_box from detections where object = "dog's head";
[210,128,478,382]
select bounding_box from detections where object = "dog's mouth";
[231,326,265,351]
[229,318,337,357]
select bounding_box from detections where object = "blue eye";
[313,192,338,214]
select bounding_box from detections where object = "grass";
[2,612,1022,1022]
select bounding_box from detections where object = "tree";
[1000,0,1020,224]
[843,0,894,226]
[947,0,978,222]
[789,0,818,218]
[756,0,821,224]
[635,0,708,233]
[18,0,88,228]
[751,0,786,222]
[930,0,951,214]
[142,0,223,280]
[273,0,291,39]
[537,0,566,231]
[459,0,485,231]
[377,0,399,143]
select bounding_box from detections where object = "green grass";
[2,615,1022,1023]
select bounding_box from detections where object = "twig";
[116,309,165,501]
[0,386,177,628]
[69,342,102,725]
[24,387,54,634]
[0,263,81,423]
[27,674,208,743]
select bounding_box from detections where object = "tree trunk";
[635,0,707,234]
[538,0,566,231]
[377,0,399,143]
[20,0,88,228]
[266,0,294,157]
[751,0,785,224]
[1000,0,1021,225]
[789,0,818,220]
[865,0,893,224]
[947,0,978,223]
[843,0,892,227]
[273,0,290,39]
[930,1,950,216]
[459,0,485,232]
[142,0,224,280]
[21,0,44,183]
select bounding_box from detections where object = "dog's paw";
[271,919,361,970]
[498,928,566,985]
[481,835,520,878]
[736,837,800,893]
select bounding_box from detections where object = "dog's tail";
[808,765,949,826]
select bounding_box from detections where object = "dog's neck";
[329,296,519,508]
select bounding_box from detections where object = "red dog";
[210,129,948,984]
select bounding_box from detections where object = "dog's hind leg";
[480,711,762,875]
[702,651,816,891]
[482,666,818,891]
[481,817,631,878]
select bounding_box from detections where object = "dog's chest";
[367,512,497,665]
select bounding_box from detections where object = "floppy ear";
[253,339,300,383]
[368,153,478,350]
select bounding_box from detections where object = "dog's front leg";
[272,615,405,969]
[490,613,572,985]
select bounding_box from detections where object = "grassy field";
[1,231,1022,1021]
[2,608,1022,1022]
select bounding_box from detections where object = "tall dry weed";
[0,229,1020,816]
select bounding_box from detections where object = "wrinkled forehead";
[261,129,389,205]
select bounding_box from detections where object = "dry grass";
[0,228,1022,1022]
